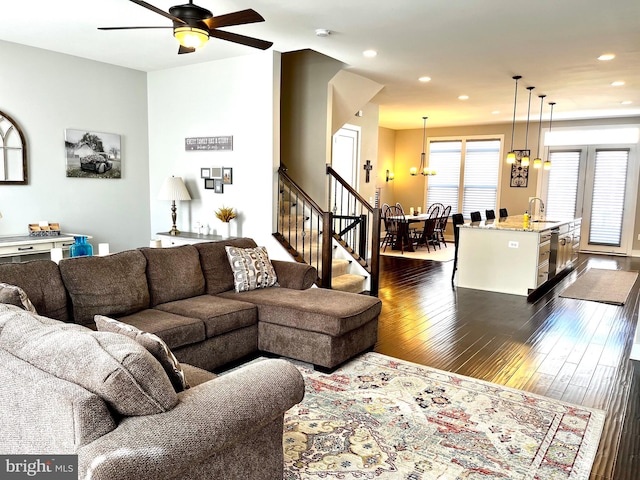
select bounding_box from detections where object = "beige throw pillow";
[225,246,278,293]
[95,315,189,392]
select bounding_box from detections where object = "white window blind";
[546,150,580,220]
[588,149,629,246]
[462,140,500,219]
[426,141,461,214]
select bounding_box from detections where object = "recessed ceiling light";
[611,81,625,86]
[458,95,469,100]
[363,50,377,58]
[492,110,500,115]
[418,76,431,83]
[598,53,616,61]
[621,100,633,105]
[315,29,331,37]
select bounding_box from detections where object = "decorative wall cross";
[363,160,373,183]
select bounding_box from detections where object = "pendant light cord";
[524,86,535,150]
[535,95,546,158]
[510,76,521,151]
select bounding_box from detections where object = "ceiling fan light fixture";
[174,26,209,49]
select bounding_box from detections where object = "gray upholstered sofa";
[0,303,304,480]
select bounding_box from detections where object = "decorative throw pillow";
[0,282,37,313]
[225,246,278,293]
[94,315,190,392]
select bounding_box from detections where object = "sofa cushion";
[58,250,150,327]
[116,309,206,350]
[0,283,37,313]
[225,246,278,292]
[0,260,69,321]
[218,287,382,336]
[95,315,189,393]
[140,245,205,307]
[154,295,257,338]
[0,317,178,416]
[194,238,258,294]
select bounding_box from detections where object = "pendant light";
[544,102,555,170]
[521,86,535,167]
[410,116,436,176]
[533,94,546,168]
[506,75,522,164]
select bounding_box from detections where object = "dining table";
[386,212,437,252]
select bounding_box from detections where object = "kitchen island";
[456,215,581,296]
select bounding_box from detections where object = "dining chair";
[381,205,406,253]
[395,202,405,215]
[499,208,508,218]
[485,209,496,220]
[470,211,482,222]
[418,208,441,252]
[434,205,452,247]
[451,213,465,284]
[427,203,443,217]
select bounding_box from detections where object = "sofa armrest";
[271,260,317,290]
[78,359,304,480]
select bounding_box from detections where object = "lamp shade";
[158,176,192,201]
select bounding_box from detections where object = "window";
[426,138,501,218]
[545,150,580,220]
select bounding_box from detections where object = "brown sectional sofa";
[0,237,382,479]
[0,237,381,371]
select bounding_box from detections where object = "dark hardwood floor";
[374,252,640,480]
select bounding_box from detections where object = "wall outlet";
[508,241,519,248]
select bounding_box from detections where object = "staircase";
[274,165,381,296]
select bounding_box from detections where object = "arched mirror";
[0,110,28,185]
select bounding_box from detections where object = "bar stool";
[470,211,482,222]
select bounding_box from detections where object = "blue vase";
[69,236,93,258]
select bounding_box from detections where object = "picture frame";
[200,168,211,179]
[204,178,215,189]
[509,149,529,188]
[222,167,233,185]
[64,128,121,179]
[210,166,223,179]
[214,179,224,193]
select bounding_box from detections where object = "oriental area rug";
[283,352,605,480]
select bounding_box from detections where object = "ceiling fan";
[99,0,273,54]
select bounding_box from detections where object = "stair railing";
[274,165,381,296]
[275,166,333,288]
[326,165,381,295]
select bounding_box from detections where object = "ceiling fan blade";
[129,0,185,25]
[178,45,196,55]
[208,29,273,50]
[98,26,173,30]
[203,9,264,29]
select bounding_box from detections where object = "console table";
[156,231,227,247]
[0,234,89,262]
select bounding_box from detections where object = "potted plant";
[215,206,237,239]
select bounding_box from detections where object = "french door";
[542,145,637,255]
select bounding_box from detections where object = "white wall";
[0,40,151,253]
[147,51,287,258]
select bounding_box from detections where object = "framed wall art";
[210,166,223,179]
[222,167,233,185]
[204,178,215,189]
[509,149,529,188]
[64,129,121,179]
[200,168,211,179]
[214,179,224,193]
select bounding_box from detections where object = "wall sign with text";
[185,136,233,151]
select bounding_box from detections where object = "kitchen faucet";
[528,197,545,221]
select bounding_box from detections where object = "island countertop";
[460,215,578,232]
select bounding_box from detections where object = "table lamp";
[158,176,191,235]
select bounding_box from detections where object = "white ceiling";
[1,0,638,129]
